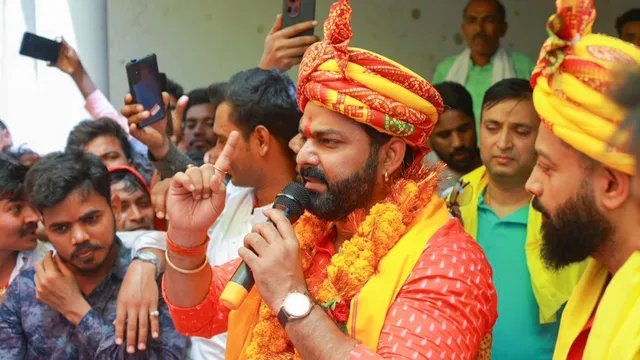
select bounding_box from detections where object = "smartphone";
[19,32,62,63]
[126,54,165,128]
[282,0,316,37]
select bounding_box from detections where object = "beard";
[532,180,612,271]
[300,150,378,222]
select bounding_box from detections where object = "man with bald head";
[434,0,534,130]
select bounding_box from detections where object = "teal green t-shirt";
[432,51,535,141]
[476,191,559,360]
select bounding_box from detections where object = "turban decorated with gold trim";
[297,0,444,155]
[531,0,640,175]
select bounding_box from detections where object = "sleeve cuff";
[151,141,195,179]
[76,309,114,353]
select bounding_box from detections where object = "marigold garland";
[246,162,442,359]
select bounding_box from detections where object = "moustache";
[531,197,550,217]
[472,32,492,42]
[300,166,328,185]
[189,137,215,147]
[450,147,473,158]
[20,222,38,236]
[72,242,103,258]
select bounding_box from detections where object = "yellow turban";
[297,0,444,155]
[531,0,640,175]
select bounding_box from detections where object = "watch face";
[283,292,311,317]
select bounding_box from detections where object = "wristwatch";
[133,251,162,279]
[277,292,314,327]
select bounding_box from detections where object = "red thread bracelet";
[167,234,209,257]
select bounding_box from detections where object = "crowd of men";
[0,0,639,359]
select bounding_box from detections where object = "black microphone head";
[274,182,310,219]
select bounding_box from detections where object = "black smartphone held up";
[126,54,165,128]
[19,32,62,63]
[282,0,316,37]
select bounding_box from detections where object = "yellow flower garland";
[246,165,441,360]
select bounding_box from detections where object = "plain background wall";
[106,0,638,103]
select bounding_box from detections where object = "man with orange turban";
[525,1,640,359]
[160,0,498,359]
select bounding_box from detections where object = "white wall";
[106,0,638,103]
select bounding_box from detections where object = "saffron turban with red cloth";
[531,0,640,175]
[297,0,444,155]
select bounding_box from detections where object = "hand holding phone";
[259,2,319,72]
[126,54,166,128]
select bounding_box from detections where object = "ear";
[380,137,407,178]
[253,125,271,157]
[111,193,122,221]
[596,167,631,211]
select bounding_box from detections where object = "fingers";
[54,255,73,277]
[42,251,56,273]
[114,303,126,346]
[250,221,281,245]
[278,20,318,38]
[283,35,319,49]
[243,232,270,256]
[149,308,160,340]
[184,166,204,200]
[213,131,240,174]
[150,170,159,189]
[137,310,149,351]
[126,309,138,354]
[170,172,195,196]
[263,209,297,241]
[173,96,189,130]
[151,179,170,219]
[269,14,283,35]
[198,164,216,200]
[238,247,259,269]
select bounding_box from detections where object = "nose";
[451,132,464,150]
[525,168,542,197]
[70,224,91,246]
[496,129,512,150]
[128,204,143,222]
[22,205,40,224]
[296,139,320,168]
[194,121,205,136]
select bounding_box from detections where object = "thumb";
[270,14,283,35]
[162,92,170,111]
[174,95,189,126]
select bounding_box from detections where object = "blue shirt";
[476,192,559,360]
[0,239,188,359]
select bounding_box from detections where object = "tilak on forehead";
[296,0,444,157]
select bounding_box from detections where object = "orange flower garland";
[246,163,442,360]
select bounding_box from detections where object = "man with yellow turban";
[161,1,498,359]
[525,0,640,359]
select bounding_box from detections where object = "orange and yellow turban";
[531,0,640,175]
[297,0,444,155]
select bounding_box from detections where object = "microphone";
[220,182,310,310]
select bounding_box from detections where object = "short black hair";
[166,78,184,100]
[222,68,301,146]
[25,152,111,212]
[183,88,213,123]
[434,82,475,120]
[0,153,29,202]
[0,119,7,131]
[66,118,132,160]
[482,78,532,114]
[614,69,640,152]
[110,169,147,195]
[464,0,507,23]
[616,9,640,37]
[207,82,228,112]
